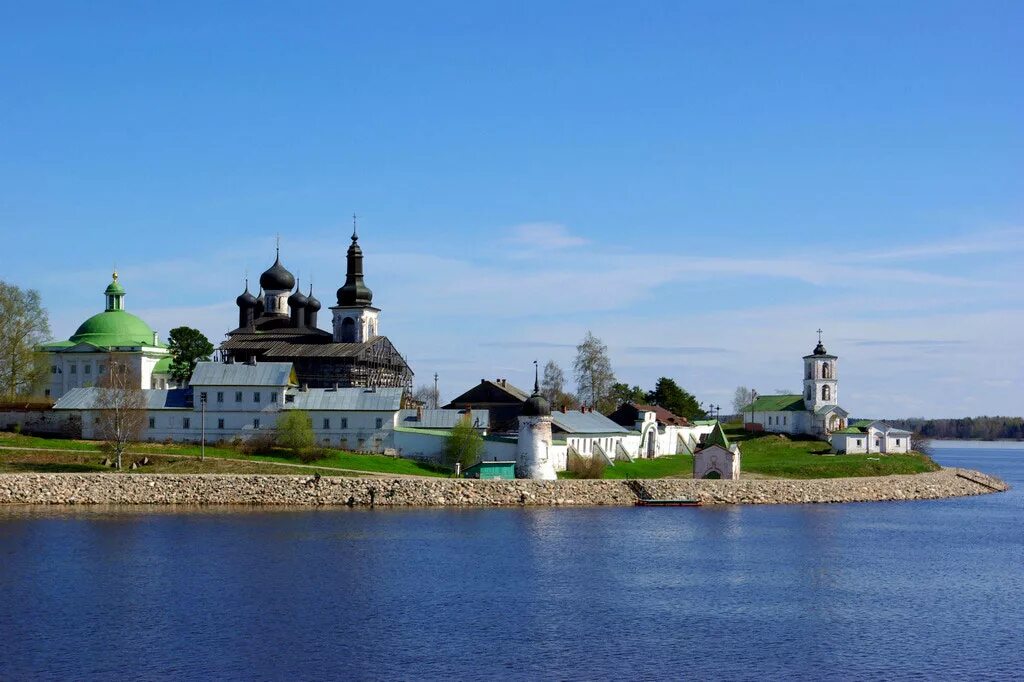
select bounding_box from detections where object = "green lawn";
[0,433,449,477]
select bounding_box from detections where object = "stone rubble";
[0,467,1008,507]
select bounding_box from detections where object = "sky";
[1,1,1021,418]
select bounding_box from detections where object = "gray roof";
[190,361,293,387]
[398,408,489,429]
[551,410,630,435]
[285,387,404,411]
[54,387,190,411]
[815,404,849,416]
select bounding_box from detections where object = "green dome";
[70,310,159,348]
[104,271,126,296]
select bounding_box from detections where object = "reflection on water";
[0,443,1021,680]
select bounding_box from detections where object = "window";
[341,418,348,429]
[199,392,207,404]
[84,364,91,375]
[254,418,260,429]
[235,391,243,402]
[323,418,330,429]
[183,417,191,429]
[253,392,261,403]
[856,439,862,447]
[44,389,50,397]
[375,418,383,429]
[875,438,880,447]
[822,385,831,401]
[285,394,295,404]
[149,417,155,428]
[783,416,787,425]
[270,392,278,403]
[70,364,77,374]
[822,362,832,379]
[98,364,105,374]
[341,317,356,342]
[218,418,224,429]
[217,392,224,403]
[896,439,901,446]
[51,365,57,374]
[806,386,812,400]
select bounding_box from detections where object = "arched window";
[703,470,722,479]
[806,364,813,379]
[822,385,831,401]
[822,362,832,379]
[806,386,812,400]
[341,317,356,343]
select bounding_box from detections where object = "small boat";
[635,498,702,507]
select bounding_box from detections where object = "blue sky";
[2,1,1021,418]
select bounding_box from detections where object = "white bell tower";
[803,329,838,412]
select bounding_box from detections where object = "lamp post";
[200,391,207,462]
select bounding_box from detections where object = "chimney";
[333,382,340,392]
[300,383,308,392]
[153,331,159,345]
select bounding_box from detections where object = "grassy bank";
[558,427,939,480]
[0,433,448,477]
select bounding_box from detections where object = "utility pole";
[200,392,207,462]
[433,372,439,410]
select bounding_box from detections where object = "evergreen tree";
[167,326,214,385]
[647,377,705,420]
[610,382,647,405]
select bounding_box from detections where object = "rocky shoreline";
[0,467,1008,507]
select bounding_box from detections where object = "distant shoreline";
[0,467,1008,508]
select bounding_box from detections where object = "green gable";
[740,394,806,412]
[704,422,730,449]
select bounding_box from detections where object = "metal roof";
[53,387,190,411]
[285,387,404,411]
[397,408,490,429]
[815,404,849,416]
[551,410,629,434]
[741,395,806,412]
[189,361,294,387]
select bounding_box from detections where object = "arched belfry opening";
[341,317,356,343]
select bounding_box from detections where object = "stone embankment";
[0,467,1008,507]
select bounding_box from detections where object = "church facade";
[741,335,849,438]
[220,227,413,391]
[39,273,175,400]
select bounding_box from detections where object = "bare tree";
[412,384,439,409]
[540,360,569,408]
[0,281,51,400]
[95,357,148,469]
[573,331,616,412]
[733,386,754,414]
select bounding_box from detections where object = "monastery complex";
[34,225,910,479]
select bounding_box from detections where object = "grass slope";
[0,433,447,477]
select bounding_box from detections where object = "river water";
[1,443,1021,681]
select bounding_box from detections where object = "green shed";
[464,460,517,480]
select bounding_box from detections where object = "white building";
[53,360,404,452]
[39,273,175,400]
[830,420,913,454]
[741,334,849,437]
[692,423,741,479]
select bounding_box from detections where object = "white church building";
[741,334,849,438]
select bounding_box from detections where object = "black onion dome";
[287,280,308,309]
[236,283,257,307]
[813,340,828,356]
[306,285,321,313]
[260,255,296,291]
[336,232,374,306]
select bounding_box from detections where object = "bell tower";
[803,329,838,411]
[331,216,380,343]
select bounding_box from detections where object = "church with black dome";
[220,226,413,390]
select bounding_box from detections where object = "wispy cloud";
[847,339,967,348]
[854,227,1024,261]
[505,222,589,250]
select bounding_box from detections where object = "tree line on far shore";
[882,417,1023,441]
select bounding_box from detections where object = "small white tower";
[331,218,381,343]
[803,329,839,412]
[516,362,557,480]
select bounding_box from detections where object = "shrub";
[567,450,606,479]
[237,432,277,456]
[276,410,315,457]
[299,446,330,464]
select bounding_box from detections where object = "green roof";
[740,394,806,412]
[704,422,731,449]
[152,357,173,375]
[47,310,162,350]
[833,427,864,434]
[104,279,126,296]
[850,419,873,428]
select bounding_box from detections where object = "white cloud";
[504,222,590,250]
